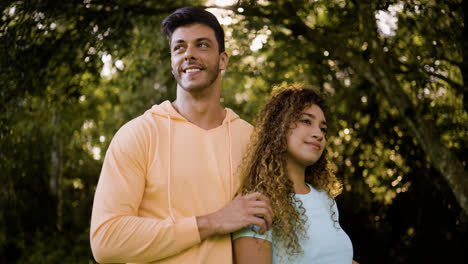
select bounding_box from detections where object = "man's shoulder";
[113,105,164,140]
[120,113,154,131]
[231,118,254,143]
[227,109,253,130]
[234,118,253,129]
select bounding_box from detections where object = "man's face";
[170,23,228,93]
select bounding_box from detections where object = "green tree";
[1,0,196,262]
[220,0,467,214]
[1,0,466,263]
[218,0,467,262]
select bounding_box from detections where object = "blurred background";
[1,0,466,263]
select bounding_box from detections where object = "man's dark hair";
[162,6,225,53]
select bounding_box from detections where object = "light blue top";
[232,185,353,264]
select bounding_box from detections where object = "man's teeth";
[185,68,201,73]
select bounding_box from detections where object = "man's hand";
[196,192,273,241]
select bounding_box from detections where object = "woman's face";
[286,104,327,167]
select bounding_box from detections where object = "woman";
[232,84,355,264]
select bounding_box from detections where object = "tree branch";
[354,0,468,215]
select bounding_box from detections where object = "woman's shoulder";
[232,225,273,242]
[297,184,328,198]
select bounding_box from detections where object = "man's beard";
[173,61,221,92]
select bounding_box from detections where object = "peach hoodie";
[90,100,253,264]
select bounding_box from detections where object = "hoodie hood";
[145,100,240,125]
[145,100,238,223]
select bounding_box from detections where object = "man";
[90,6,272,264]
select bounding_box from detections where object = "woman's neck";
[286,157,310,194]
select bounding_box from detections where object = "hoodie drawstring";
[167,115,176,223]
[227,118,233,199]
[166,112,234,223]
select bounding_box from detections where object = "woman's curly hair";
[236,84,342,259]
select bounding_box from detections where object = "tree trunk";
[50,105,63,230]
[462,5,468,113]
[348,0,468,215]
[346,49,468,215]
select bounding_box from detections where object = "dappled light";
[1,0,466,263]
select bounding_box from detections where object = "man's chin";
[177,74,219,92]
[179,82,206,92]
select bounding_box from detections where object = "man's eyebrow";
[196,37,213,43]
[172,39,186,45]
[302,113,327,125]
[171,37,213,46]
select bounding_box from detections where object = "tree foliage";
[1,0,466,263]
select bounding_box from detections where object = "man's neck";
[172,93,226,130]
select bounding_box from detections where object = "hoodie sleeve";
[90,120,201,263]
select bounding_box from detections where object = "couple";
[90,6,354,264]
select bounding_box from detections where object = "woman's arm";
[233,237,272,264]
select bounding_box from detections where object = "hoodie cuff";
[175,216,201,246]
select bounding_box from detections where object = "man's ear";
[219,51,229,71]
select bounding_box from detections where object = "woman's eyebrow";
[301,113,327,126]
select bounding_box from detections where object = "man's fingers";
[249,201,273,225]
[244,192,263,200]
[250,216,267,234]
[250,194,273,216]
[245,192,270,207]
[239,194,272,229]
[255,193,271,205]
[250,200,273,213]
[248,207,272,229]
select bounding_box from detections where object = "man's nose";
[184,45,197,60]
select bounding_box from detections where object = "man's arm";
[90,124,201,263]
[90,123,273,263]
